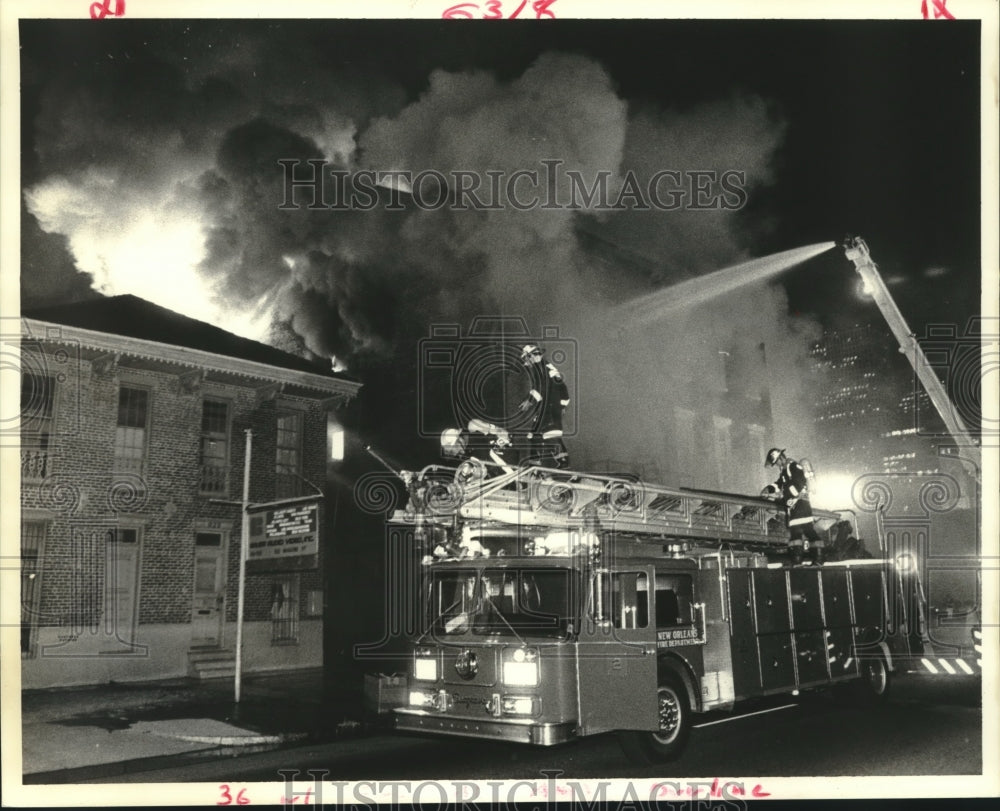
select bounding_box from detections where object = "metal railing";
[271,597,299,643]
[199,464,229,495]
[21,448,50,481]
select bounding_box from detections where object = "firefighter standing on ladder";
[518,344,570,469]
[764,448,825,565]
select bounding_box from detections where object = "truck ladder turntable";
[397,461,840,552]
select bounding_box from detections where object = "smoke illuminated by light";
[25,173,274,341]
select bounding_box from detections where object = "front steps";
[187,648,236,680]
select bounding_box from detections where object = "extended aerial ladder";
[393,459,841,555]
[843,236,981,476]
[843,237,983,672]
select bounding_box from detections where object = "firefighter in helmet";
[440,419,515,474]
[517,344,570,469]
[763,447,825,565]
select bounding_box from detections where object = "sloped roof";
[24,294,357,383]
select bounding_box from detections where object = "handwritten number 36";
[218,785,250,805]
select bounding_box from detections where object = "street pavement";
[17,667,984,785]
[20,668,370,782]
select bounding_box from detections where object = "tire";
[855,653,891,704]
[617,673,692,763]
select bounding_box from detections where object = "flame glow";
[25,172,272,341]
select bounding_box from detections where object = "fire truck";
[382,236,981,761]
[385,462,928,761]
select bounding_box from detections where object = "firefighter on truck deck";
[517,343,570,469]
[763,447,825,565]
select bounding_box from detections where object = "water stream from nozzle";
[616,242,837,325]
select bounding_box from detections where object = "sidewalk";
[20,668,370,781]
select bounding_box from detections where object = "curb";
[153,731,309,746]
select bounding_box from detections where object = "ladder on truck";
[400,462,841,550]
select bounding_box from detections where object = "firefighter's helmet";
[520,344,543,362]
[441,428,467,458]
[765,447,786,466]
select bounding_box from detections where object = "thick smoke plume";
[23,29,822,488]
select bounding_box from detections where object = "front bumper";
[395,709,576,746]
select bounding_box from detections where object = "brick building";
[18,295,360,689]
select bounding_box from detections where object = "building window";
[712,415,733,491]
[21,520,46,658]
[115,387,150,474]
[20,373,55,481]
[718,350,733,393]
[275,411,303,499]
[270,575,300,644]
[327,415,345,462]
[199,399,230,495]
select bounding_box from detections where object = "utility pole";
[235,429,252,703]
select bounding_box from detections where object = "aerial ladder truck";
[380,237,981,762]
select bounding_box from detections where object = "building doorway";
[192,531,227,647]
[105,527,141,648]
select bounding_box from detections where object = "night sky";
[17,17,987,468]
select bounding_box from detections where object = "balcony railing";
[199,464,229,495]
[21,448,50,481]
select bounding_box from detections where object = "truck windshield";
[429,567,577,640]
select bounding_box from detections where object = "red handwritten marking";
[533,0,557,18]
[921,0,955,19]
[442,0,556,19]
[647,780,771,799]
[89,0,125,18]
[278,789,314,805]
[217,785,250,805]
[442,2,478,17]
[508,0,529,18]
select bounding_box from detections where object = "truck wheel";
[856,654,891,703]
[617,674,691,763]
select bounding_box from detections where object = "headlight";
[414,657,438,681]
[502,660,539,686]
[409,690,434,707]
